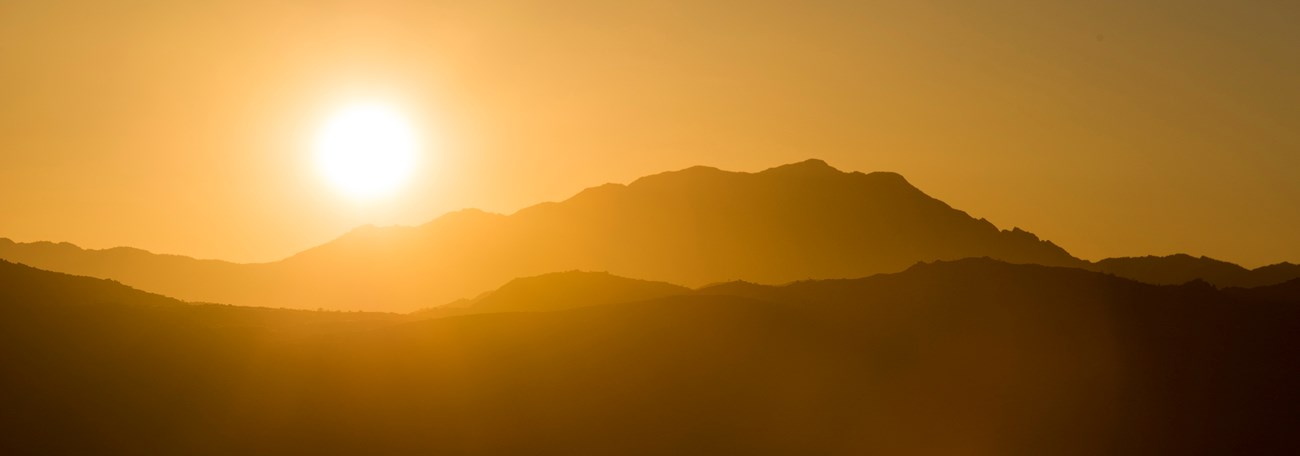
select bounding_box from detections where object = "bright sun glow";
[315,102,419,200]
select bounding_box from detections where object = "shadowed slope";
[1227,277,1300,303]
[2,259,1296,455]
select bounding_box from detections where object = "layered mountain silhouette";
[3,258,1296,455]
[4,160,1298,312]
[0,238,255,302]
[0,160,1083,311]
[1090,254,1300,288]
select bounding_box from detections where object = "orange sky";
[1,0,1297,267]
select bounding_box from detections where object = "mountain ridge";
[1,159,1291,311]
[1089,254,1300,288]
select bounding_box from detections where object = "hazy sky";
[1,0,1297,267]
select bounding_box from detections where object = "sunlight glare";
[314,102,419,200]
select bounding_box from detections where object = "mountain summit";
[1,160,1081,310]
[261,159,1082,309]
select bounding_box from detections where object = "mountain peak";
[760,158,840,175]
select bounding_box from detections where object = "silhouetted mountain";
[0,160,1084,311]
[1090,254,1300,288]
[2,258,1296,454]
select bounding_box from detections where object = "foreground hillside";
[2,259,1296,455]
[0,160,1081,311]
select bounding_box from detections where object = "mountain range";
[5,159,1294,312]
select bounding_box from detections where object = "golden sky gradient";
[1,0,1297,267]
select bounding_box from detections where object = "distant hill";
[417,271,690,317]
[0,160,1083,311]
[2,258,1296,454]
[0,259,398,337]
[1090,254,1300,288]
[0,237,272,305]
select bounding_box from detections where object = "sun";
[314,102,419,200]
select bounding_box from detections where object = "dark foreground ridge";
[2,258,1297,455]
